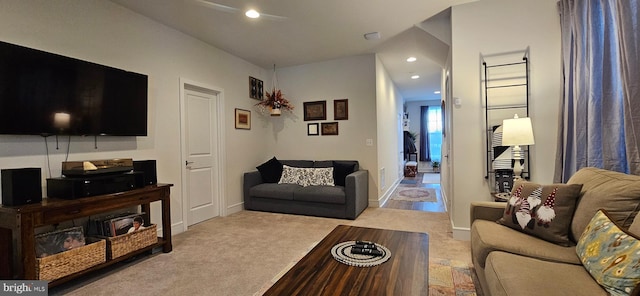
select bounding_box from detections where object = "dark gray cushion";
[293,186,346,204]
[280,160,314,168]
[249,183,299,200]
[313,161,333,168]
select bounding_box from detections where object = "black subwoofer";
[133,160,157,186]
[1,168,43,206]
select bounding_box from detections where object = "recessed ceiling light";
[411,75,420,79]
[245,9,260,18]
[434,91,441,94]
[406,57,417,62]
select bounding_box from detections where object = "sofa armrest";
[470,201,506,224]
[345,170,369,219]
[243,171,264,209]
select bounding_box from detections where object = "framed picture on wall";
[321,122,338,135]
[235,108,251,130]
[303,101,327,121]
[307,123,319,136]
[334,99,348,120]
[249,77,263,100]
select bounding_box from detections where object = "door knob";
[185,161,194,166]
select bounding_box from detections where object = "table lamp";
[501,114,534,180]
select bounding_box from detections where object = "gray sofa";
[471,167,640,296]
[243,160,368,220]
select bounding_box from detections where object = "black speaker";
[133,160,157,186]
[128,171,145,189]
[1,168,43,206]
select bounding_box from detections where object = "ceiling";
[110,0,472,101]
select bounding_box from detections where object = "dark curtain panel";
[420,106,430,161]
[554,0,640,182]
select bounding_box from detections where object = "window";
[420,105,442,162]
[427,107,442,161]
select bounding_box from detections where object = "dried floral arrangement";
[255,88,294,116]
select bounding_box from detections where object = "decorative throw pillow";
[497,181,583,246]
[576,209,640,296]
[333,161,356,186]
[256,156,282,183]
[308,167,335,186]
[278,165,314,187]
[256,157,283,183]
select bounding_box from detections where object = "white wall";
[263,54,380,202]
[450,0,562,238]
[0,0,272,234]
[375,56,404,205]
[0,0,562,241]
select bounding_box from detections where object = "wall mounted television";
[0,41,148,136]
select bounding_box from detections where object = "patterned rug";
[429,258,479,296]
[391,187,437,202]
[400,179,419,184]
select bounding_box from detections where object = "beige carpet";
[391,187,438,202]
[50,208,473,296]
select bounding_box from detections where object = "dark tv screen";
[0,41,148,136]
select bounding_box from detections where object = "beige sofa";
[470,167,640,296]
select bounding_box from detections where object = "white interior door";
[184,88,220,226]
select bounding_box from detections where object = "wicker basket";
[106,224,158,259]
[36,238,106,281]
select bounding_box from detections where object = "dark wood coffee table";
[263,225,429,295]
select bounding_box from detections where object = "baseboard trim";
[452,226,470,241]
[375,178,402,207]
[158,221,185,236]
[227,202,243,215]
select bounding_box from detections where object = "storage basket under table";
[105,224,158,259]
[36,238,106,282]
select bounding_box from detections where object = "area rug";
[391,187,437,202]
[255,256,479,296]
[429,258,479,296]
[400,179,419,184]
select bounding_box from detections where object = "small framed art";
[321,122,339,135]
[235,108,251,130]
[334,99,348,120]
[307,123,319,136]
[303,101,327,121]
[249,77,263,100]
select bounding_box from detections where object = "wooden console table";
[0,183,173,286]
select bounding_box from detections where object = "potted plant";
[432,161,440,173]
[255,88,294,116]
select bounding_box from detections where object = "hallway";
[383,172,445,212]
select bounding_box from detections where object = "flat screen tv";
[0,41,148,136]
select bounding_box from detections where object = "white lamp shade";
[501,116,534,146]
